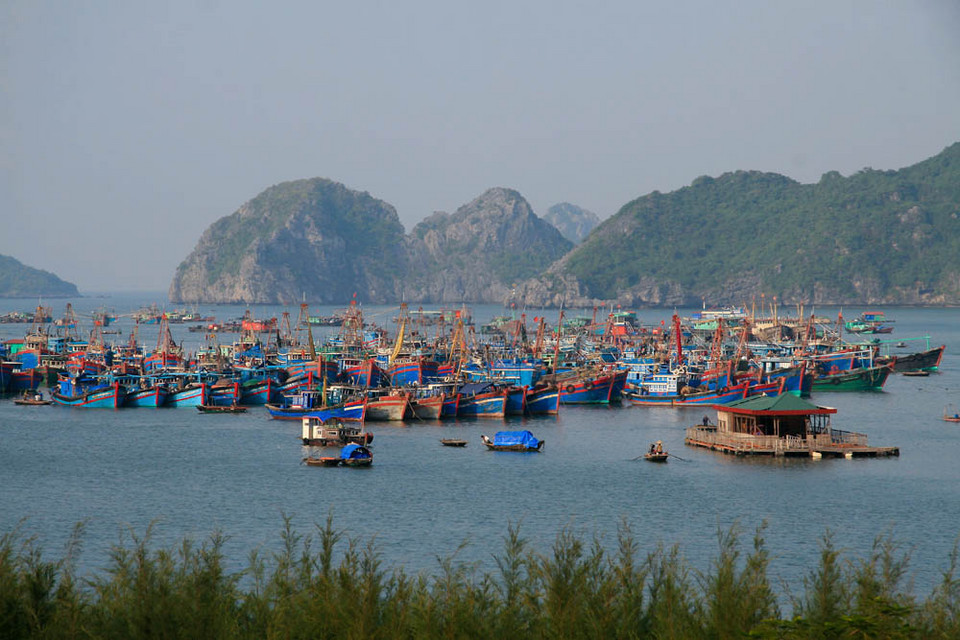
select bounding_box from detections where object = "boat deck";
[684,426,899,458]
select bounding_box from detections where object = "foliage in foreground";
[1,517,959,639]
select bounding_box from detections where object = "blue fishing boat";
[165,382,208,407]
[266,389,366,422]
[51,381,126,409]
[456,382,508,418]
[124,385,170,408]
[525,384,560,414]
[239,378,276,405]
[558,372,617,404]
[209,381,241,406]
[624,380,751,407]
[505,386,527,415]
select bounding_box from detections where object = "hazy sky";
[3,1,959,292]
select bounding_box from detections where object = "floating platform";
[684,428,899,458]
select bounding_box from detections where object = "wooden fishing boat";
[196,404,247,413]
[644,441,668,461]
[440,438,468,447]
[944,405,960,423]
[13,391,52,406]
[340,444,373,467]
[480,430,544,452]
[302,455,342,467]
[901,370,930,377]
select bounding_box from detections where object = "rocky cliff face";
[403,188,573,303]
[169,178,406,304]
[543,203,601,244]
[168,183,572,305]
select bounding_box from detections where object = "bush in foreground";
[1,517,958,639]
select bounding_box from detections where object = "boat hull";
[525,386,560,415]
[812,365,891,391]
[559,374,616,404]
[625,382,749,407]
[457,391,507,418]
[166,384,208,407]
[52,383,125,409]
[364,395,409,421]
[124,386,169,408]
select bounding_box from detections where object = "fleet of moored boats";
[1,300,952,465]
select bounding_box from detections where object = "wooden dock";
[684,426,899,458]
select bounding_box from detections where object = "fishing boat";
[877,343,946,373]
[810,364,892,391]
[944,405,960,423]
[644,441,668,461]
[13,390,52,406]
[440,438,468,447]
[196,404,247,413]
[844,311,895,334]
[557,371,617,404]
[51,381,126,409]
[340,443,373,467]
[302,455,343,467]
[525,384,560,414]
[363,390,410,421]
[457,383,508,418]
[124,384,170,408]
[480,430,544,452]
[165,382,209,407]
[624,380,751,407]
[301,417,373,446]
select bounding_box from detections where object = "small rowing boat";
[196,404,247,413]
[302,456,343,467]
[644,441,668,462]
[440,438,468,447]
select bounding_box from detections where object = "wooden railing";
[685,427,868,451]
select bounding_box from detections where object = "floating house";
[684,394,899,458]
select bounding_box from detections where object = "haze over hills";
[0,254,79,298]
[169,142,960,307]
[543,203,602,245]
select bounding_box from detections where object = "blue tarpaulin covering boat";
[481,430,544,451]
[339,443,373,466]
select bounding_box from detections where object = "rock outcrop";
[403,188,573,303]
[169,179,407,304]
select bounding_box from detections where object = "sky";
[3,1,960,293]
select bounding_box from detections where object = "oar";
[668,452,689,462]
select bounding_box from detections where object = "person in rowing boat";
[655,440,663,454]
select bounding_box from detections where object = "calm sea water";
[1,294,959,598]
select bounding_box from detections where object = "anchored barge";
[684,394,899,458]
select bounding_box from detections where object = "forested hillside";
[552,142,960,305]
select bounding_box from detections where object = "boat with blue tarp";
[480,430,544,452]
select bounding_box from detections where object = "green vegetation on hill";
[561,143,960,304]
[197,179,405,286]
[0,254,78,297]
